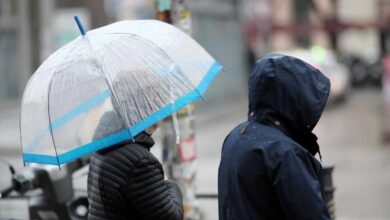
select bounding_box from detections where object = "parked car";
[365,59,383,86]
[342,55,383,87]
[280,46,351,103]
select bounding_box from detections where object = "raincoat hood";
[248,54,330,155]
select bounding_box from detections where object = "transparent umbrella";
[20,18,223,166]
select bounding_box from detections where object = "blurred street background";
[1,0,390,219]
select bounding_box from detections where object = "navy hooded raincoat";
[218,54,331,220]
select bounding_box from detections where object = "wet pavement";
[1,88,390,219]
[316,88,390,219]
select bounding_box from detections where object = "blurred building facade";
[1,0,389,109]
[0,0,251,111]
[0,0,31,105]
[0,0,108,108]
[257,0,388,62]
[189,0,249,102]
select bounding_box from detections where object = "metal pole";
[156,0,201,219]
[322,165,336,219]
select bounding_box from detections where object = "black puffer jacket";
[87,112,183,220]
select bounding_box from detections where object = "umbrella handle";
[172,111,180,144]
[74,16,86,36]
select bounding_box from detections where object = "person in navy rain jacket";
[218,54,331,220]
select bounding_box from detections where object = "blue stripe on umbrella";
[51,89,111,130]
[23,152,59,165]
[25,89,111,153]
[23,62,223,165]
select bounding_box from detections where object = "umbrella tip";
[74,15,86,36]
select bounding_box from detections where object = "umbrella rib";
[47,70,62,168]
[83,37,135,140]
[97,38,147,122]
[48,39,85,166]
[45,40,81,167]
[40,40,81,167]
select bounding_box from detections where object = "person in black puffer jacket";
[87,111,183,220]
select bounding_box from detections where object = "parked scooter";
[0,157,89,220]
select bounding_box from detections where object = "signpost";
[156,0,201,219]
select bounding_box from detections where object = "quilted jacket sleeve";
[124,157,183,220]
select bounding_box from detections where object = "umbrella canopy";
[21,20,222,165]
